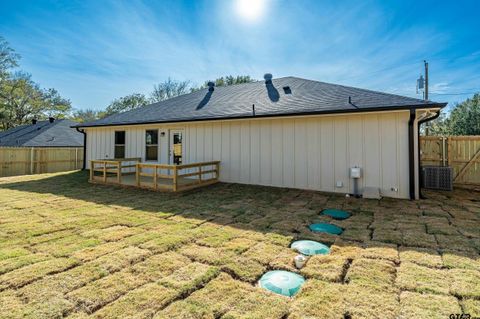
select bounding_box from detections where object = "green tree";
[70,108,106,123]
[150,78,190,102]
[447,93,480,135]
[0,37,72,130]
[424,93,480,136]
[0,72,72,130]
[193,75,255,91]
[0,36,20,81]
[105,93,149,115]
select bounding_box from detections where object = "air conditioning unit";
[421,166,453,191]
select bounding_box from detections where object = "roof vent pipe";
[207,81,215,92]
[264,73,273,84]
[49,117,55,123]
[32,119,37,125]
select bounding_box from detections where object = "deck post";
[117,162,121,184]
[153,167,158,190]
[136,164,140,187]
[173,166,178,192]
[215,162,220,181]
[90,160,94,181]
[199,166,202,184]
[103,161,107,183]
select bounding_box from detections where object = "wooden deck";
[89,158,220,192]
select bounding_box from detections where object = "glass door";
[169,130,183,165]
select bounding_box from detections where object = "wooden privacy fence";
[0,147,84,177]
[90,159,220,192]
[420,136,480,185]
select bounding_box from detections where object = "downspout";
[417,110,441,199]
[408,109,416,200]
[76,127,87,170]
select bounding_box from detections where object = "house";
[74,76,446,199]
[0,118,85,177]
[0,118,84,147]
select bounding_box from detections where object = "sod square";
[396,262,450,295]
[399,291,461,319]
[442,250,480,271]
[426,223,459,235]
[92,282,177,319]
[221,256,266,282]
[344,285,399,319]
[402,231,438,249]
[461,299,480,317]
[399,247,443,268]
[159,262,220,293]
[330,239,363,259]
[242,242,286,265]
[178,244,236,266]
[360,241,399,263]
[0,257,79,290]
[139,234,193,253]
[290,279,346,319]
[372,229,403,245]
[340,227,371,242]
[345,258,397,292]
[436,234,477,253]
[67,271,141,313]
[0,253,50,275]
[449,268,480,298]
[301,255,349,282]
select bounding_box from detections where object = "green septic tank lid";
[259,270,305,297]
[322,209,351,220]
[291,240,330,256]
[309,223,343,235]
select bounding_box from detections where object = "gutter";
[75,127,87,170]
[71,103,447,129]
[417,110,441,199]
[408,109,417,200]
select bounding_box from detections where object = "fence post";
[30,147,34,174]
[75,148,78,169]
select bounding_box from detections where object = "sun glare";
[235,0,267,23]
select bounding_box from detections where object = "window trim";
[145,129,159,161]
[114,131,126,159]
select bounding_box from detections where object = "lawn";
[0,171,479,319]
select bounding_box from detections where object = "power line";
[430,92,478,96]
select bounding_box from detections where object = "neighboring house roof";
[74,76,446,128]
[0,119,84,147]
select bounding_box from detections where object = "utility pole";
[424,60,429,101]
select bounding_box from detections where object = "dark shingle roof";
[0,119,84,147]
[75,76,446,128]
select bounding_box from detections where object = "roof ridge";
[287,76,431,104]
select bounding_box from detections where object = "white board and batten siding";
[85,110,410,198]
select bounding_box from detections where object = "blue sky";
[1,0,479,112]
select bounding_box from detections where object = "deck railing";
[89,158,141,184]
[89,159,220,192]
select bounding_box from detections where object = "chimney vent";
[207,81,215,92]
[49,117,55,123]
[264,73,273,84]
[32,119,37,125]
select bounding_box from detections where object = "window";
[145,130,158,161]
[114,131,125,159]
